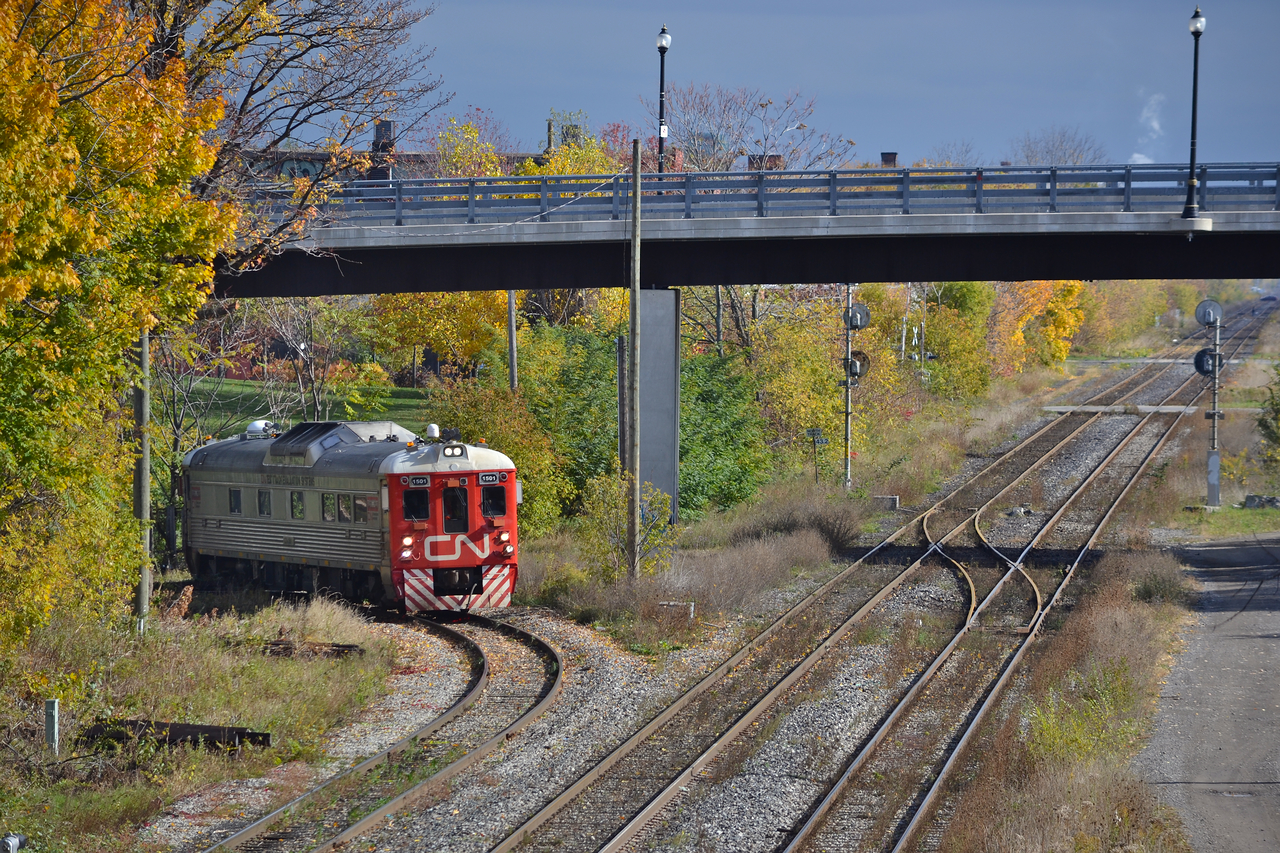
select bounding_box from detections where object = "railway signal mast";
[1194,298,1224,506]
[841,286,872,490]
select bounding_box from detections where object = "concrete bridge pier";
[637,289,680,521]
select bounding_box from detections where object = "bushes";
[575,471,680,583]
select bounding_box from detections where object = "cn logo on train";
[181,420,520,612]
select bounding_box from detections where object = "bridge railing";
[253,163,1280,227]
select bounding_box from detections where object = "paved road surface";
[1134,536,1280,853]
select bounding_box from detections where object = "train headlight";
[400,549,413,560]
[503,544,515,555]
[401,536,413,546]
[498,531,510,543]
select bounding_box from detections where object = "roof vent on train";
[263,420,420,467]
[245,419,280,439]
[264,422,358,467]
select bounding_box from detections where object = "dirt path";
[1133,535,1280,853]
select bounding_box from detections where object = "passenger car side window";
[229,488,242,515]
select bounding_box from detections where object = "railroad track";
[777,306,1272,853]
[475,307,1269,853]
[198,613,561,853]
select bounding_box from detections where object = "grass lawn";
[199,379,432,437]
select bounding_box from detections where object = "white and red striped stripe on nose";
[402,565,514,611]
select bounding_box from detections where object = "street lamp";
[1181,6,1206,219]
[656,25,671,173]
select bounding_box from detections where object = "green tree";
[680,352,769,516]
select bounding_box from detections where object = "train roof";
[183,420,515,477]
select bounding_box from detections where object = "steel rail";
[490,311,1253,853]
[888,391,1220,853]
[583,369,1163,853]
[491,374,1139,853]
[307,613,563,853]
[201,617,488,852]
[783,405,1182,853]
[922,509,976,624]
[787,306,1271,853]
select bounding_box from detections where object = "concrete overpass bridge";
[215,162,1280,516]
[218,162,1280,297]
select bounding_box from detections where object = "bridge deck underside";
[219,229,1280,297]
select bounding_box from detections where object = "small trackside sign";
[479,472,500,485]
[410,476,430,487]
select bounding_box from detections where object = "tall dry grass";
[939,551,1194,853]
[0,597,395,852]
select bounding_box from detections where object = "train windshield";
[442,486,468,533]
[403,489,430,521]
[481,485,506,517]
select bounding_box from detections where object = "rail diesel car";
[182,420,520,611]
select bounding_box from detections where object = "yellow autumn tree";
[1025,280,1085,366]
[373,290,520,371]
[0,0,236,660]
[434,118,504,178]
[752,294,902,456]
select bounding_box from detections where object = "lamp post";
[656,25,671,173]
[1181,6,1206,219]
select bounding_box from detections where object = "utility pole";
[627,140,642,580]
[133,328,151,634]
[507,290,518,390]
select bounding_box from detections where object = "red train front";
[386,436,519,611]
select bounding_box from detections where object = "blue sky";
[416,0,1279,165]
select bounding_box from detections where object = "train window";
[257,489,272,517]
[229,488,242,515]
[322,493,336,522]
[403,489,429,521]
[338,494,352,523]
[354,495,369,524]
[291,491,305,520]
[481,485,507,517]
[442,486,468,533]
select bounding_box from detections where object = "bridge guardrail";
[254,162,1280,227]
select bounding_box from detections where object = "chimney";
[373,120,395,153]
[369,120,395,181]
[880,152,898,168]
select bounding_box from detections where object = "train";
[182,419,520,611]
